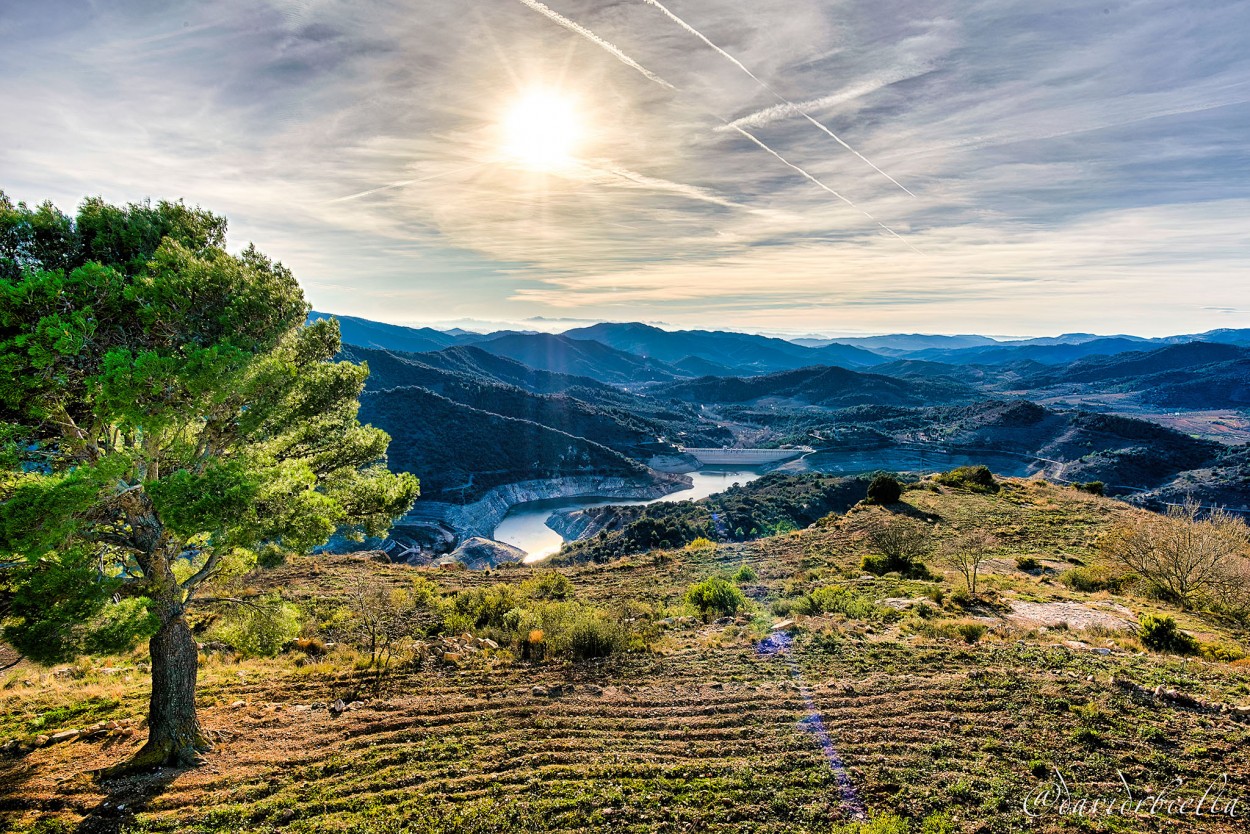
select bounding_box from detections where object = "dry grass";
[3,480,1249,833]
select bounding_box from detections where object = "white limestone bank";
[400,471,693,542]
[545,507,607,542]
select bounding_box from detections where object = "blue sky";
[2,0,1248,337]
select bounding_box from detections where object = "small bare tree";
[941,531,998,598]
[1103,500,1250,611]
[345,575,429,690]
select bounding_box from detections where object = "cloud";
[1,0,1248,336]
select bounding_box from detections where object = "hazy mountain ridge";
[654,364,977,408]
[472,332,685,384]
[563,321,886,372]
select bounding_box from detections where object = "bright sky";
[3,0,1248,337]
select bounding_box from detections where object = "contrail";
[509,0,916,248]
[729,125,920,252]
[637,0,915,197]
[514,0,675,90]
[326,163,486,204]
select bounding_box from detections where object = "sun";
[500,89,583,171]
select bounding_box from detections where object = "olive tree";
[0,192,419,773]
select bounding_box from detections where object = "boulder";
[49,729,80,744]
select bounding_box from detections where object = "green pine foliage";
[0,190,420,768]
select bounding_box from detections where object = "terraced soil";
[3,480,1249,833]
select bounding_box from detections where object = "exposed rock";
[447,537,526,570]
[49,729,80,744]
[1007,600,1135,632]
[329,699,346,717]
[878,597,929,611]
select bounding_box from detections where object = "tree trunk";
[102,600,209,776]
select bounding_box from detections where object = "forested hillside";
[359,387,647,501]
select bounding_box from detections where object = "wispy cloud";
[1,0,1248,336]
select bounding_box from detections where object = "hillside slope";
[358,388,647,501]
[5,481,1249,834]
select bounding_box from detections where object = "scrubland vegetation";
[4,471,1250,833]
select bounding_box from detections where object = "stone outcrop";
[446,537,526,570]
[545,507,603,542]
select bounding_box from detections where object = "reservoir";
[494,466,766,562]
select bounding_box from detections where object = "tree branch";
[181,548,219,598]
[192,596,269,613]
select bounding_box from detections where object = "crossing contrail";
[509,0,916,248]
[515,0,675,90]
[729,125,920,252]
[637,0,915,197]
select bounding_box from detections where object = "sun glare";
[500,89,583,171]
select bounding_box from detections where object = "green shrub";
[447,585,520,628]
[861,553,931,579]
[948,588,975,609]
[934,465,998,493]
[521,571,574,601]
[797,585,895,621]
[562,610,624,660]
[1138,614,1200,655]
[1015,556,1040,572]
[685,576,747,621]
[956,622,987,643]
[732,565,758,583]
[1200,642,1246,663]
[210,596,302,658]
[1060,566,1127,593]
[1077,481,1105,496]
[866,474,902,505]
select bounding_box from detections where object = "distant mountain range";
[312,311,1250,386]
[317,311,1248,524]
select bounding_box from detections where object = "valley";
[320,315,1249,564]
